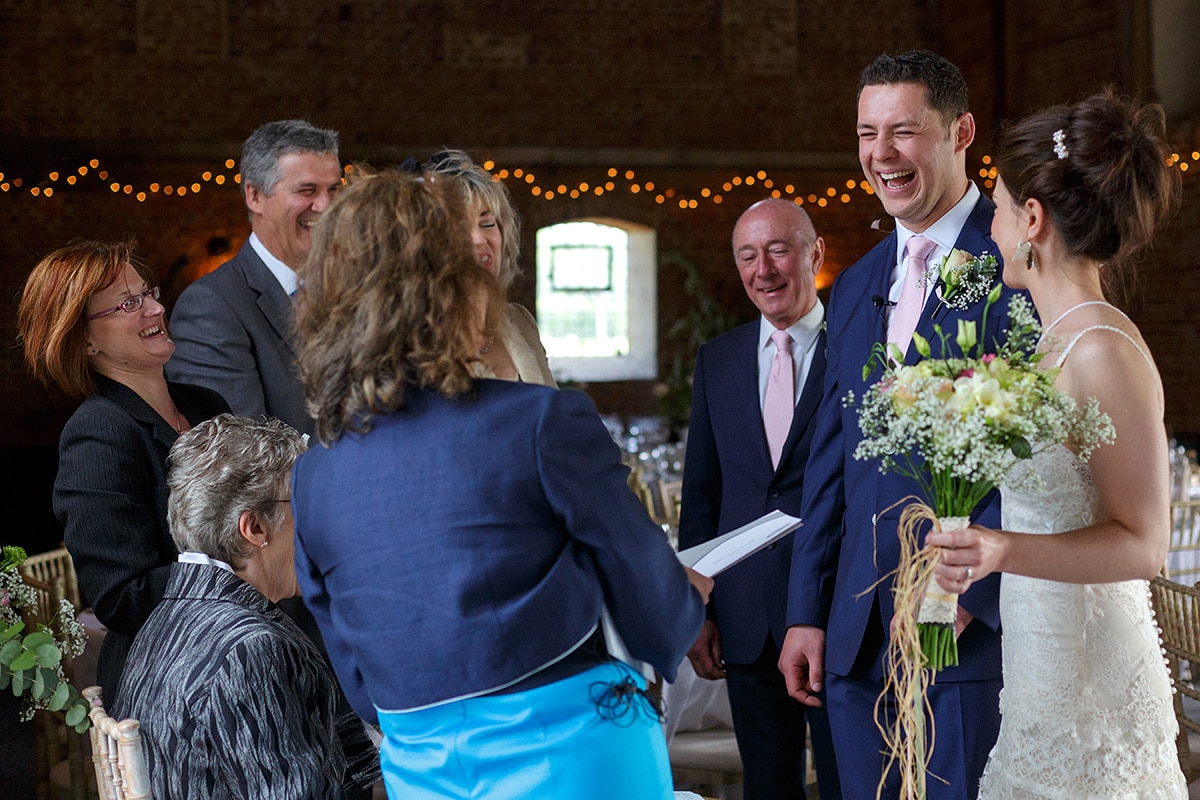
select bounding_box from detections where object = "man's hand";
[687,619,726,680]
[684,566,714,604]
[778,624,825,707]
[956,605,974,639]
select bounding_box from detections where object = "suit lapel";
[906,195,998,365]
[725,324,774,469]
[97,375,178,451]
[238,246,297,354]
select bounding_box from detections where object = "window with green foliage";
[535,219,656,381]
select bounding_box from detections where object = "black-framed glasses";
[86,286,160,320]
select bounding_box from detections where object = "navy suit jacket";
[679,320,826,665]
[166,241,312,436]
[293,382,705,720]
[788,195,1014,681]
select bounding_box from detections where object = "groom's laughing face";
[857,81,974,233]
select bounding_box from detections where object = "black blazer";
[53,374,229,703]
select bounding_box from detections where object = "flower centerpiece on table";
[922,248,999,312]
[847,287,1114,798]
[0,546,92,731]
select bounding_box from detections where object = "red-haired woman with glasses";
[18,239,229,705]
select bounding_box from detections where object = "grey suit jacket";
[166,242,312,435]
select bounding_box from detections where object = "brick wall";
[1,0,1196,457]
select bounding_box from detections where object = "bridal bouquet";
[848,289,1113,798]
[0,546,92,731]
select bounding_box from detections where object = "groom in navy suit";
[780,51,1016,799]
[680,199,839,799]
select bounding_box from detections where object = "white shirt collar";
[757,300,825,353]
[177,551,235,574]
[894,181,981,264]
[248,232,299,296]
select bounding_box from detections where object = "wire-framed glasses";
[86,286,160,320]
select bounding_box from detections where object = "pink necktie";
[763,329,794,469]
[887,235,938,355]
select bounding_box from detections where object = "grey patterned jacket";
[112,562,378,799]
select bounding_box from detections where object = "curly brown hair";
[295,168,501,444]
[18,239,156,399]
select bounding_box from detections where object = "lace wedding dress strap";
[1054,325,1155,371]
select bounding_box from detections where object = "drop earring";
[1015,240,1035,270]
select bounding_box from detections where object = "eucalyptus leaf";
[49,680,69,712]
[10,648,37,672]
[73,717,91,734]
[22,631,53,650]
[34,643,61,668]
[0,669,9,690]
[11,669,27,695]
[0,621,24,642]
[65,703,86,727]
[31,668,45,700]
[0,639,19,666]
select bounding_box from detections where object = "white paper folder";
[677,510,803,577]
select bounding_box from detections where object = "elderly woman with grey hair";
[424,149,557,386]
[111,414,378,800]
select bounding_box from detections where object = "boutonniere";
[922,249,999,311]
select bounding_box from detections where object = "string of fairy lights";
[1,149,1196,212]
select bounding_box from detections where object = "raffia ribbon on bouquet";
[867,500,965,799]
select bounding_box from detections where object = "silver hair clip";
[1052,129,1069,160]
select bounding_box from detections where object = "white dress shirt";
[886,181,982,319]
[248,232,299,296]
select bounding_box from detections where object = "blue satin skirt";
[376,661,673,799]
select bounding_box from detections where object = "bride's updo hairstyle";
[994,90,1179,291]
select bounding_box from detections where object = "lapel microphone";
[871,295,896,320]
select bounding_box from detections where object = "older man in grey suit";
[166,119,343,436]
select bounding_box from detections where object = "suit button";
[770,490,781,499]
[768,543,777,549]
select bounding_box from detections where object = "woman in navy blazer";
[291,168,708,800]
[18,240,229,704]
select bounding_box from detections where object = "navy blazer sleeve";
[536,390,706,682]
[168,280,270,421]
[292,524,375,724]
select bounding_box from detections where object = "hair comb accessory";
[1052,129,1070,160]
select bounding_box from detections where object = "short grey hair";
[423,149,521,290]
[241,119,340,196]
[167,414,307,568]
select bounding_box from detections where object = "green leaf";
[34,643,61,668]
[987,282,1003,304]
[0,669,9,690]
[1010,436,1032,459]
[48,680,69,712]
[0,621,24,642]
[11,669,27,695]
[65,703,87,727]
[9,648,36,672]
[0,639,19,666]
[31,667,46,700]
[22,631,53,650]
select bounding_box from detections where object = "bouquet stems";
[915,515,969,671]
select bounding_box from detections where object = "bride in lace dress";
[927,92,1187,798]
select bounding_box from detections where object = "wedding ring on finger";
[964,566,973,581]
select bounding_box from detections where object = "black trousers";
[724,634,842,800]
